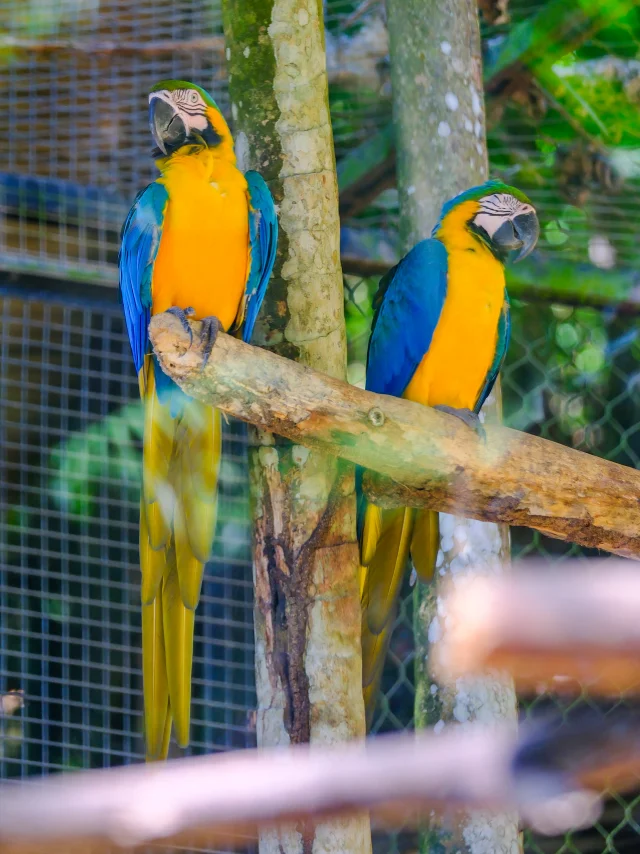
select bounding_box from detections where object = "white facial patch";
[149,88,209,134]
[473,192,535,237]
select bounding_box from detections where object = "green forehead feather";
[150,79,220,111]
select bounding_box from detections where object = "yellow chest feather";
[403,246,505,410]
[151,149,250,332]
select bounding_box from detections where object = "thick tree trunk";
[385,0,522,851]
[221,4,370,853]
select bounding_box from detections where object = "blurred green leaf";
[49,402,143,518]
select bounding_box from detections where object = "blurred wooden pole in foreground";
[434,559,640,694]
[6,561,640,852]
[0,720,626,854]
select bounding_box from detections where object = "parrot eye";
[189,91,200,104]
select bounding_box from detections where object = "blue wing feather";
[118,181,168,373]
[366,239,448,398]
[474,293,510,413]
[242,171,278,343]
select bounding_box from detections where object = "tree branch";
[149,313,640,560]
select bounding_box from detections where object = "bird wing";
[366,238,448,397]
[236,170,278,343]
[360,239,448,727]
[474,292,511,413]
[118,181,168,375]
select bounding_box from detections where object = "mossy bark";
[222,3,370,853]
[385,1,522,852]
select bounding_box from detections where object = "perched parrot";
[359,180,539,725]
[119,80,277,759]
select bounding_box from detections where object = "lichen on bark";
[222,2,370,853]
[385,0,522,851]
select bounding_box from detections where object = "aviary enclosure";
[2,0,640,853]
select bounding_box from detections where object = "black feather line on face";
[479,194,519,216]
[479,204,515,216]
[179,105,207,118]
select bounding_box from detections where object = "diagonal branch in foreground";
[0,721,619,854]
[149,312,640,560]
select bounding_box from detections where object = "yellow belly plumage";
[153,148,250,330]
[404,246,504,409]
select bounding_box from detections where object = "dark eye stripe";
[480,205,513,215]
[174,90,205,107]
[180,104,206,116]
[479,194,521,216]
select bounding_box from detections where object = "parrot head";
[148,80,232,157]
[435,180,540,263]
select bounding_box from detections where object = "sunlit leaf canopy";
[331,0,640,292]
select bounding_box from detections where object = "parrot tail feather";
[359,503,415,728]
[359,504,440,729]
[410,509,439,582]
[141,593,169,760]
[140,358,221,759]
[162,558,196,749]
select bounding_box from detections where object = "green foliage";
[336,125,395,192]
[344,275,378,387]
[577,4,640,59]
[484,0,640,80]
[48,402,143,518]
[502,299,640,469]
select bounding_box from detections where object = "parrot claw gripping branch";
[119,80,277,760]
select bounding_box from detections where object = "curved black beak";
[492,211,540,263]
[512,211,540,262]
[149,95,186,156]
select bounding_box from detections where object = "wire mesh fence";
[0,285,256,776]
[0,0,227,284]
[2,282,640,853]
[2,1,640,853]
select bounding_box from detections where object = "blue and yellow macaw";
[359,180,539,725]
[119,80,277,759]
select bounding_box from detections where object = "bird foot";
[166,306,195,346]
[200,316,221,369]
[433,405,487,443]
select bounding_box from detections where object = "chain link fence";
[2,1,640,853]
